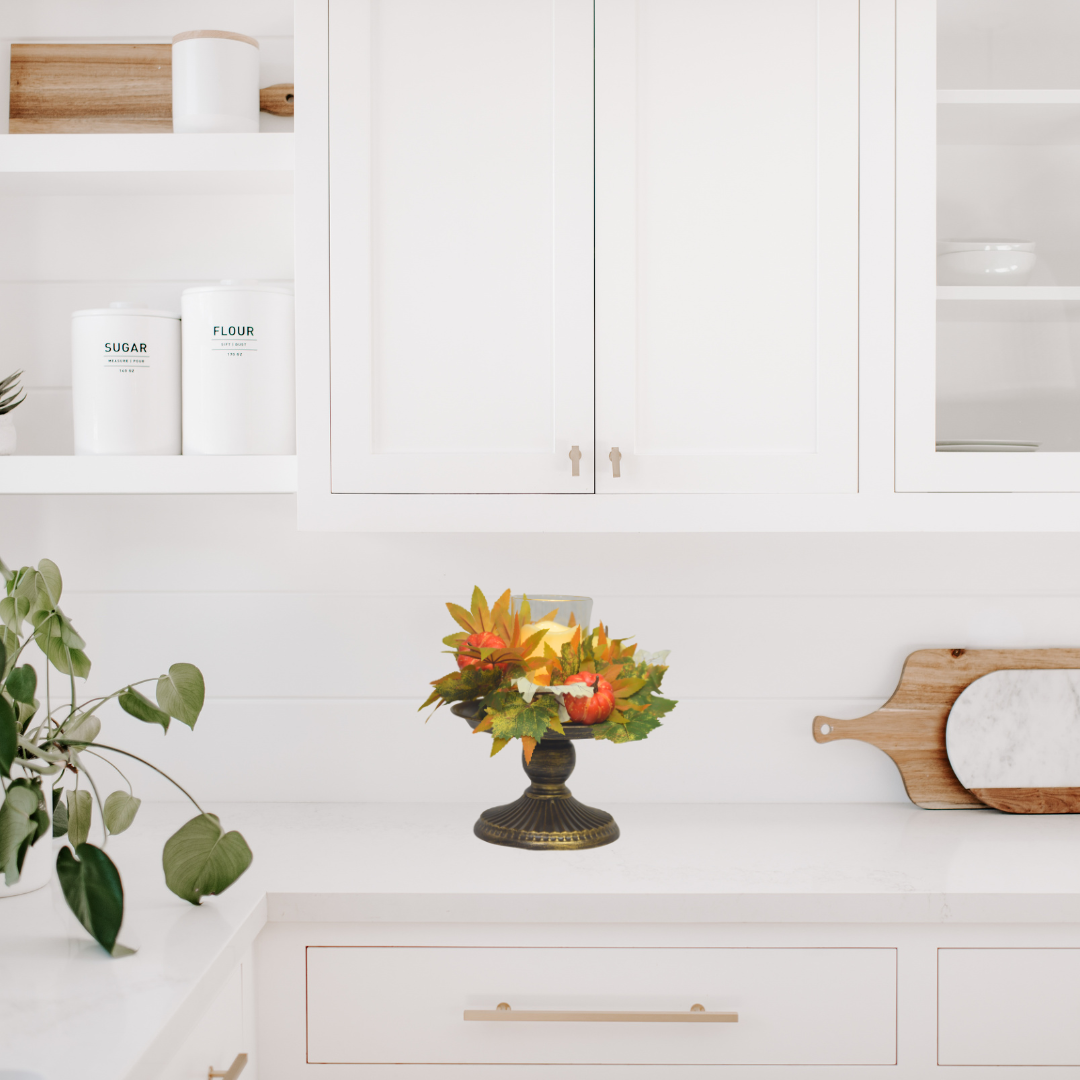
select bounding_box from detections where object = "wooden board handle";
[260,83,294,115]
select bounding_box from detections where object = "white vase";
[0,414,15,455]
[0,792,52,898]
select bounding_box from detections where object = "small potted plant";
[422,588,676,850]
[0,557,251,956]
[0,370,25,455]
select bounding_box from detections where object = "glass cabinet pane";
[936,0,1080,456]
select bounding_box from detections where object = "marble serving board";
[947,669,1080,813]
[814,649,1080,809]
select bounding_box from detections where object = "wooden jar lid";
[172,30,259,48]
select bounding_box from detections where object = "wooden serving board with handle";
[813,649,1080,809]
[9,44,172,133]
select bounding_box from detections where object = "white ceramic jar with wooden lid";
[71,302,181,455]
[172,30,260,134]
[181,281,295,455]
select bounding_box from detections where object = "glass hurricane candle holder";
[512,594,593,629]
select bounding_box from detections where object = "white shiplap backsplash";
[4,493,1080,805]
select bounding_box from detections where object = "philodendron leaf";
[36,559,62,606]
[0,696,16,778]
[0,783,40,884]
[39,632,91,679]
[119,688,170,732]
[103,791,141,835]
[156,664,204,729]
[67,789,92,848]
[52,790,68,837]
[62,712,100,746]
[5,664,36,705]
[163,813,252,905]
[56,844,125,955]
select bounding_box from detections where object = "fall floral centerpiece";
[422,588,676,850]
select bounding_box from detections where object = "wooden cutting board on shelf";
[813,648,1080,809]
[9,44,172,133]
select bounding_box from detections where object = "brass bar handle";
[609,447,622,478]
[464,1003,737,1023]
[569,445,582,477]
[208,1054,248,1080]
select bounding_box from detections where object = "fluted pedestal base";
[473,737,620,851]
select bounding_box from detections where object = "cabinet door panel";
[306,945,896,1066]
[939,948,1080,1065]
[596,0,859,493]
[329,0,594,493]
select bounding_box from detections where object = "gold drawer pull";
[464,1003,738,1023]
[208,1054,248,1080]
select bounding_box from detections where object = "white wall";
[4,494,1080,807]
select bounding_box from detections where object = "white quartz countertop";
[6,801,1080,1079]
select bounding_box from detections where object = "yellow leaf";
[446,602,476,634]
[472,715,494,733]
[490,736,510,757]
[471,586,491,632]
[545,714,565,735]
[521,736,537,764]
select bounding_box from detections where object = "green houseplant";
[0,557,252,955]
[0,370,25,456]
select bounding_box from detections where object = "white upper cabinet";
[326,0,594,494]
[595,0,859,494]
[897,0,1080,492]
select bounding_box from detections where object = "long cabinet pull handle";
[609,447,622,478]
[208,1054,248,1080]
[464,1004,737,1023]
[569,445,582,476]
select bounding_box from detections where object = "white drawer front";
[939,948,1080,1065]
[306,946,895,1065]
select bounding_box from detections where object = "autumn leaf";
[489,696,561,742]
[521,736,537,764]
[592,713,663,742]
[490,737,511,757]
[446,602,477,634]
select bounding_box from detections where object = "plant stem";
[62,742,205,814]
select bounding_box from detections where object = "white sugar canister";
[172,30,260,134]
[181,281,295,454]
[71,303,181,455]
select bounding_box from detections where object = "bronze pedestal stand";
[452,702,620,850]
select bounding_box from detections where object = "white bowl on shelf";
[936,440,1039,453]
[937,240,1036,285]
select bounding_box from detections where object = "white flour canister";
[181,281,295,454]
[71,303,181,455]
[172,30,260,134]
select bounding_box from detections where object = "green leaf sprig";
[0,556,253,956]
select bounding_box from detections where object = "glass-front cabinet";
[898,0,1080,491]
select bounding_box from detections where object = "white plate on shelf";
[936,440,1039,453]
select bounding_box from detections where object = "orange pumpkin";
[456,631,508,670]
[563,672,615,724]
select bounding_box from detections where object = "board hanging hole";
[820,723,831,735]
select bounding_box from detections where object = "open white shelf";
[938,92,1080,145]
[0,455,297,495]
[0,133,294,195]
[939,90,1080,105]
[938,286,1080,321]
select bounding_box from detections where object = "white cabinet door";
[594,0,859,494]
[159,963,249,1080]
[939,949,1080,1065]
[327,0,594,494]
[896,0,1080,492]
[306,945,896,1066]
